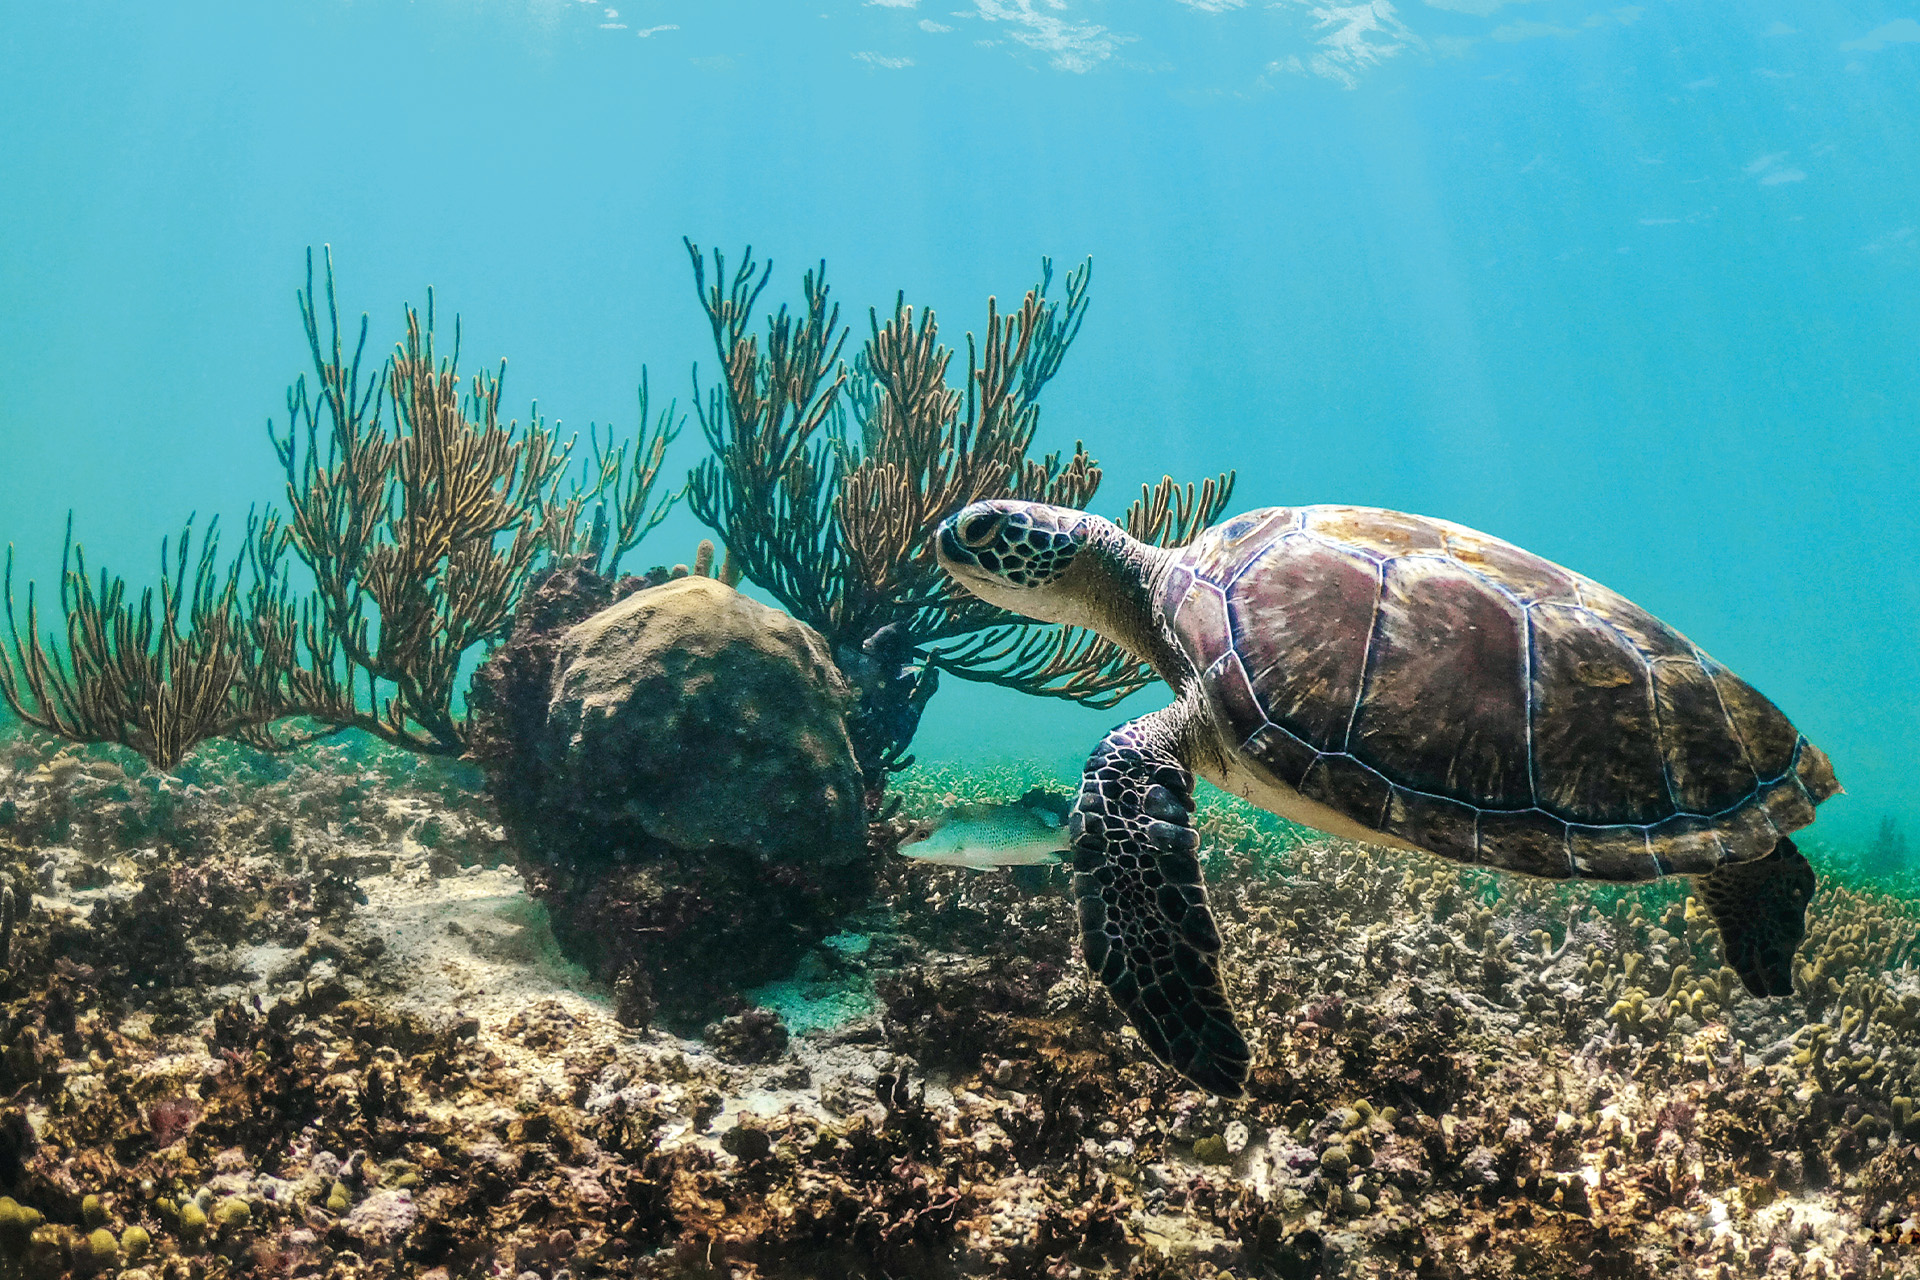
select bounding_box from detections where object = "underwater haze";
[3,1,1916,855]
[5,5,1920,1278]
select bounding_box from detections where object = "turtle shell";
[1161,506,1839,881]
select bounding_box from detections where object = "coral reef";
[0,729,1912,1280]
[1,241,1234,800]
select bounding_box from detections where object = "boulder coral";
[472,573,873,1028]
[538,576,865,869]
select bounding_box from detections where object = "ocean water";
[3,1,1915,852]
[1,4,1919,1276]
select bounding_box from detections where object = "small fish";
[899,788,1073,870]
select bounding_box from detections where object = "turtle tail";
[1696,837,1817,998]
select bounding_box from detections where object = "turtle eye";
[958,512,1001,548]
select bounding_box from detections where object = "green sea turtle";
[935,502,1840,1096]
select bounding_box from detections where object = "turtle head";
[933,495,1144,629]
[938,499,1182,683]
[936,501,1093,622]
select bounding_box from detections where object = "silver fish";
[899,788,1073,870]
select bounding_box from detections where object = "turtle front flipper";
[1070,704,1250,1097]
[1696,837,1817,998]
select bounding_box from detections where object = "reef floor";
[0,729,1914,1279]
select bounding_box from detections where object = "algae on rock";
[541,577,863,867]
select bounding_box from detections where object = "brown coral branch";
[2,248,675,770]
[683,247,1238,773]
[1123,472,1237,548]
[0,515,295,769]
[585,370,684,576]
[268,259,590,756]
[685,240,851,637]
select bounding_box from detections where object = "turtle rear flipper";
[1070,703,1250,1097]
[1697,837,1817,998]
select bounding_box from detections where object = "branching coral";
[0,514,287,771]
[583,370,684,578]
[261,264,598,755]
[685,242,1234,783]
[5,242,1230,786]
[0,249,679,769]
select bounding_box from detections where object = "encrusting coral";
[0,727,1911,1280]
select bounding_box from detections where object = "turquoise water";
[1,1,1914,852]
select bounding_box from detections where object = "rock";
[467,560,629,797]
[471,571,875,1027]
[539,577,864,867]
[1193,1135,1232,1165]
[705,1008,791,1064]
[720,1123,773,1162]
[343,1189,417,1247]
[1270,1143,1319,1178]
[1461,1144,1501,1186]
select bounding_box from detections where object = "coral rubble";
[0,731,1912,1280]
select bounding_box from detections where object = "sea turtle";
[935,501,1840,1096]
